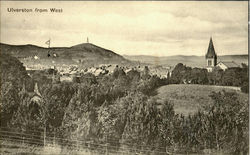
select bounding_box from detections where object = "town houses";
[22,37,244,83]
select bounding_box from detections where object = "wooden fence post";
[44,127,46,147]
[53,131,55,147]
[106,134,108,155]
[76,118,80,150]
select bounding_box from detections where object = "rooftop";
[218,61,239,68]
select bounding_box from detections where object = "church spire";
[205,37,217,69]
[206,37,217,59]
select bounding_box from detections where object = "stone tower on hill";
[205,37,217,72]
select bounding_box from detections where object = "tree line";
[169,63,249,93]
[0,54,248,154]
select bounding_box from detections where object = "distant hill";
[0,43,129,67]
[124,54,248,68]
[1,42,247,68]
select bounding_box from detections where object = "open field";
[155,84,248,116]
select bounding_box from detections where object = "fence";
[0,127,171,155]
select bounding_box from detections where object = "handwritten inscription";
[7,8,63,13]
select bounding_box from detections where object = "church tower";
[205,37,217,71]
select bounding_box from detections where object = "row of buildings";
[24,37,244,83]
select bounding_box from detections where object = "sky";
[0,1,248,56]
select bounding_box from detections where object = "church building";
[205,37,217,72]
[205,37,239,72]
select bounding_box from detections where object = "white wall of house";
[217,62,228,71]
[206,67,213,72]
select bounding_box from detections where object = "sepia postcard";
[0,1,249,155]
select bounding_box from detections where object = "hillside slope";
[155,84,248,116]
[0,43,128,66]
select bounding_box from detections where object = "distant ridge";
[0,42,247,68]
[123,54,248,67]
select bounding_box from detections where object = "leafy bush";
[241,82,249,93]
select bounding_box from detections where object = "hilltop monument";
[205,37,217,72]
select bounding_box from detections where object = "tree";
[0,54,30,127]
[207,68,223,85]
[41,83,76,132]
[61,84,98,141]
[205,91,249,154]
[127,69,141,82]
[241,82,249,93]
[10,95,43,131]
[170,63,192,84]
[141,66,151,80]
[117,93,164,151]
[137,75,166,96]
[112,66,126,79]
[188,68,208,84]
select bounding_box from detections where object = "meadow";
[155,84,248,116]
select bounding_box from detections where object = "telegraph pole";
[45,39,51,57]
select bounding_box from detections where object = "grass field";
[155,84,248,116]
